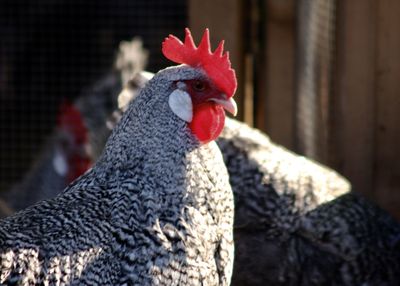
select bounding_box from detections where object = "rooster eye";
[192,80,206,92]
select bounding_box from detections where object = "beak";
[209,96,238,116]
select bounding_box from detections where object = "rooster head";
[161,28,237,144]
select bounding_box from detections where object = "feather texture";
[0,66,234,285]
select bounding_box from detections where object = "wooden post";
[375,0,400,217]
[332,0,376,197]
[333,0,400,218]
[259,0,296,150]
[295,0,336,162]
[189,0,244,120]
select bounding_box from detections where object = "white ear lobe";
[53,149,68,176]
[168,89,193,122]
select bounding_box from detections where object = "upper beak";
[209,96,238,116]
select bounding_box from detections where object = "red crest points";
[162,28,237,98]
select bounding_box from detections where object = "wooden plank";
[258,0,295,150]
[375,0,400,218]
[332,0,376,196]
[242,0,260,127]
[188,0,244,120]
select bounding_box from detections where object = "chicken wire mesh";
[0,0,187,193]
[295,0,336,162]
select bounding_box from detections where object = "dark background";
[0,0,187,191]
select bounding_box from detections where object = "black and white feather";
[0,66,234,285]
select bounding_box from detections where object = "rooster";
[1,38,148,215]
[0,28,236,285]
[117,71,399,285]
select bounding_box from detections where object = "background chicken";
[280,192,400,286]
[1,103,91,212]
[77,38,149,161]
[0,38,148,216]
[0,29,236,285]
[222,119,400,285]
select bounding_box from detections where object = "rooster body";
[0,30,236,285]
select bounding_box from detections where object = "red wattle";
[188,102,226,144]
[67,155,92,183]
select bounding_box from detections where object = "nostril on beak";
[208,97,238,116]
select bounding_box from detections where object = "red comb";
[162,28,237,98]
[57,102,88,145]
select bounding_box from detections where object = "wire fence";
[0,0,187,192]
[295,0,336,162]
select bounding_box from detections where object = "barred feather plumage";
[0,66,234,285]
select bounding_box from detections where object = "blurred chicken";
[280,192,400,285]
[2,103,90,212]
[75,37,149,160]
[0,38,148,215]
[221,119,399,285]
